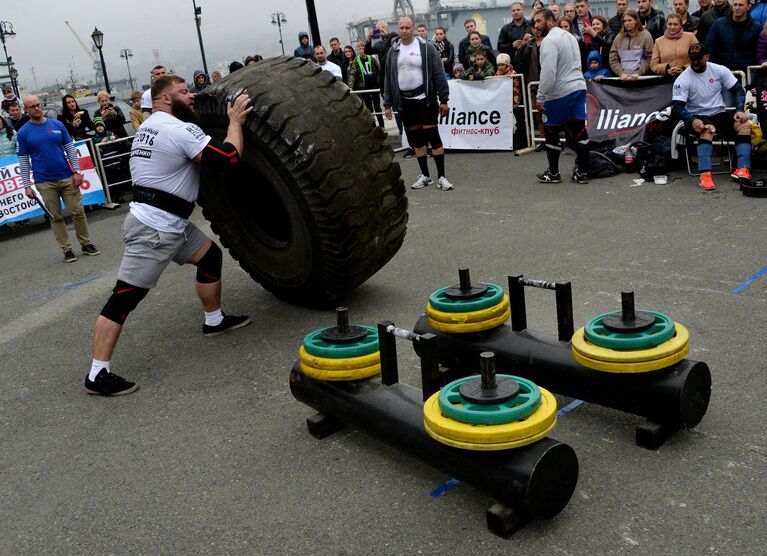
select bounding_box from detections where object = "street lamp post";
[271,12,287,56]
[120,48,134,90]
[8,64,17,96]
[91,27,111,93]
[0,21,19,98]
[192,0,209,77]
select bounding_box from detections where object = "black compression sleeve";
[201,138,240,168]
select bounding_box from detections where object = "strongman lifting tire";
[195,56,408,307]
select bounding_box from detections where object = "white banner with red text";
[0,141,106,226]
[402,77,515,150]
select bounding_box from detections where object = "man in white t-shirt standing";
[383,16,453,191]
[140,65,168,115]
[314,45,343,81]
[671,43,750,191]
[85,75,253,396]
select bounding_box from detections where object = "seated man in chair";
[671,43,751,191]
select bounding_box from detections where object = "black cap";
[688,43,707,60]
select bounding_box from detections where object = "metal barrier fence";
[87,134,134,208]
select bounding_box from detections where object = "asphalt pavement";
[1,148,765,555]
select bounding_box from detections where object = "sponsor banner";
[0,141,106,226]
[403,77,515,150]
[586,80,674,145]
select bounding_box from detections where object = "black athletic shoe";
[82,243,101,256]
[85,369,138,396]
[203,314,252,337]
[64,250,77,263]
[571,171,589,184]
[403,148,415,159]
[537,169,562,183]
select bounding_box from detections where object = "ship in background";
[347,0,648,46]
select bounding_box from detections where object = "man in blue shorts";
[85,75,253,396]
[533,9,591,184]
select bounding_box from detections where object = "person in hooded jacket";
[294,32,315,60]
[190,70,208,93]
[584,51,611,79]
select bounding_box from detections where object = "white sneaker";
[437,176,454,190]
[410,175,433,189]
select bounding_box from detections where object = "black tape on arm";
[201,139,240,168]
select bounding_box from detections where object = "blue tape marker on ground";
[431,478,461,497]
[557,399,584,417]
[732,264,767,294]
[24,269,117,302]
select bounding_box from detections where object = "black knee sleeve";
[544,124,563,149]
[698,138,713,146]
[734,134,751,145]
[425,126,443,149]
[196,242,222,284]
[100,280,149,325]
[566,119,589,143]
[406,127,426,148]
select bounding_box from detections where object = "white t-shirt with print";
[140,88,153,110]
[318,60,343,81]
[128,111,211,233]
[672,62,738,117]
[397,39,425,98]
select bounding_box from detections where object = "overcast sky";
[6,0,435,91]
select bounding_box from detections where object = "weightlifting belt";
[132,185,195,219]
[400,85,426,99]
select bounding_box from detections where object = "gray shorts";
[118,212,209,289]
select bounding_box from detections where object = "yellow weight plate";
[424,417,556,451]
[298,345,380,370]
[570,323,690,363]
[572,342,689,373]
[426,295,511,324]
[422,387,557,443]
[427,305,511,334]
[300,361,381,381]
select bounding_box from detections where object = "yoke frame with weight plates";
[413,274,712,450]
[289,319,579,538]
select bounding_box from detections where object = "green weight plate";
[584,310,676,350]
[429,282,505,313]
[437,374,541,425]
[303,325,379,358]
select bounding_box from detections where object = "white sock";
[89,359,110,381]
[205,309,224,326]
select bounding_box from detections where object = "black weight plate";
[319,324,369,344]
[444,283,489,300]
[602,310,656,333]
[459,377,520,405]
[741,179,767,197]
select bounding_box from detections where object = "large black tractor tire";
[195,56,407,307]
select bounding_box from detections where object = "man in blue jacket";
[705,0,760,73]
